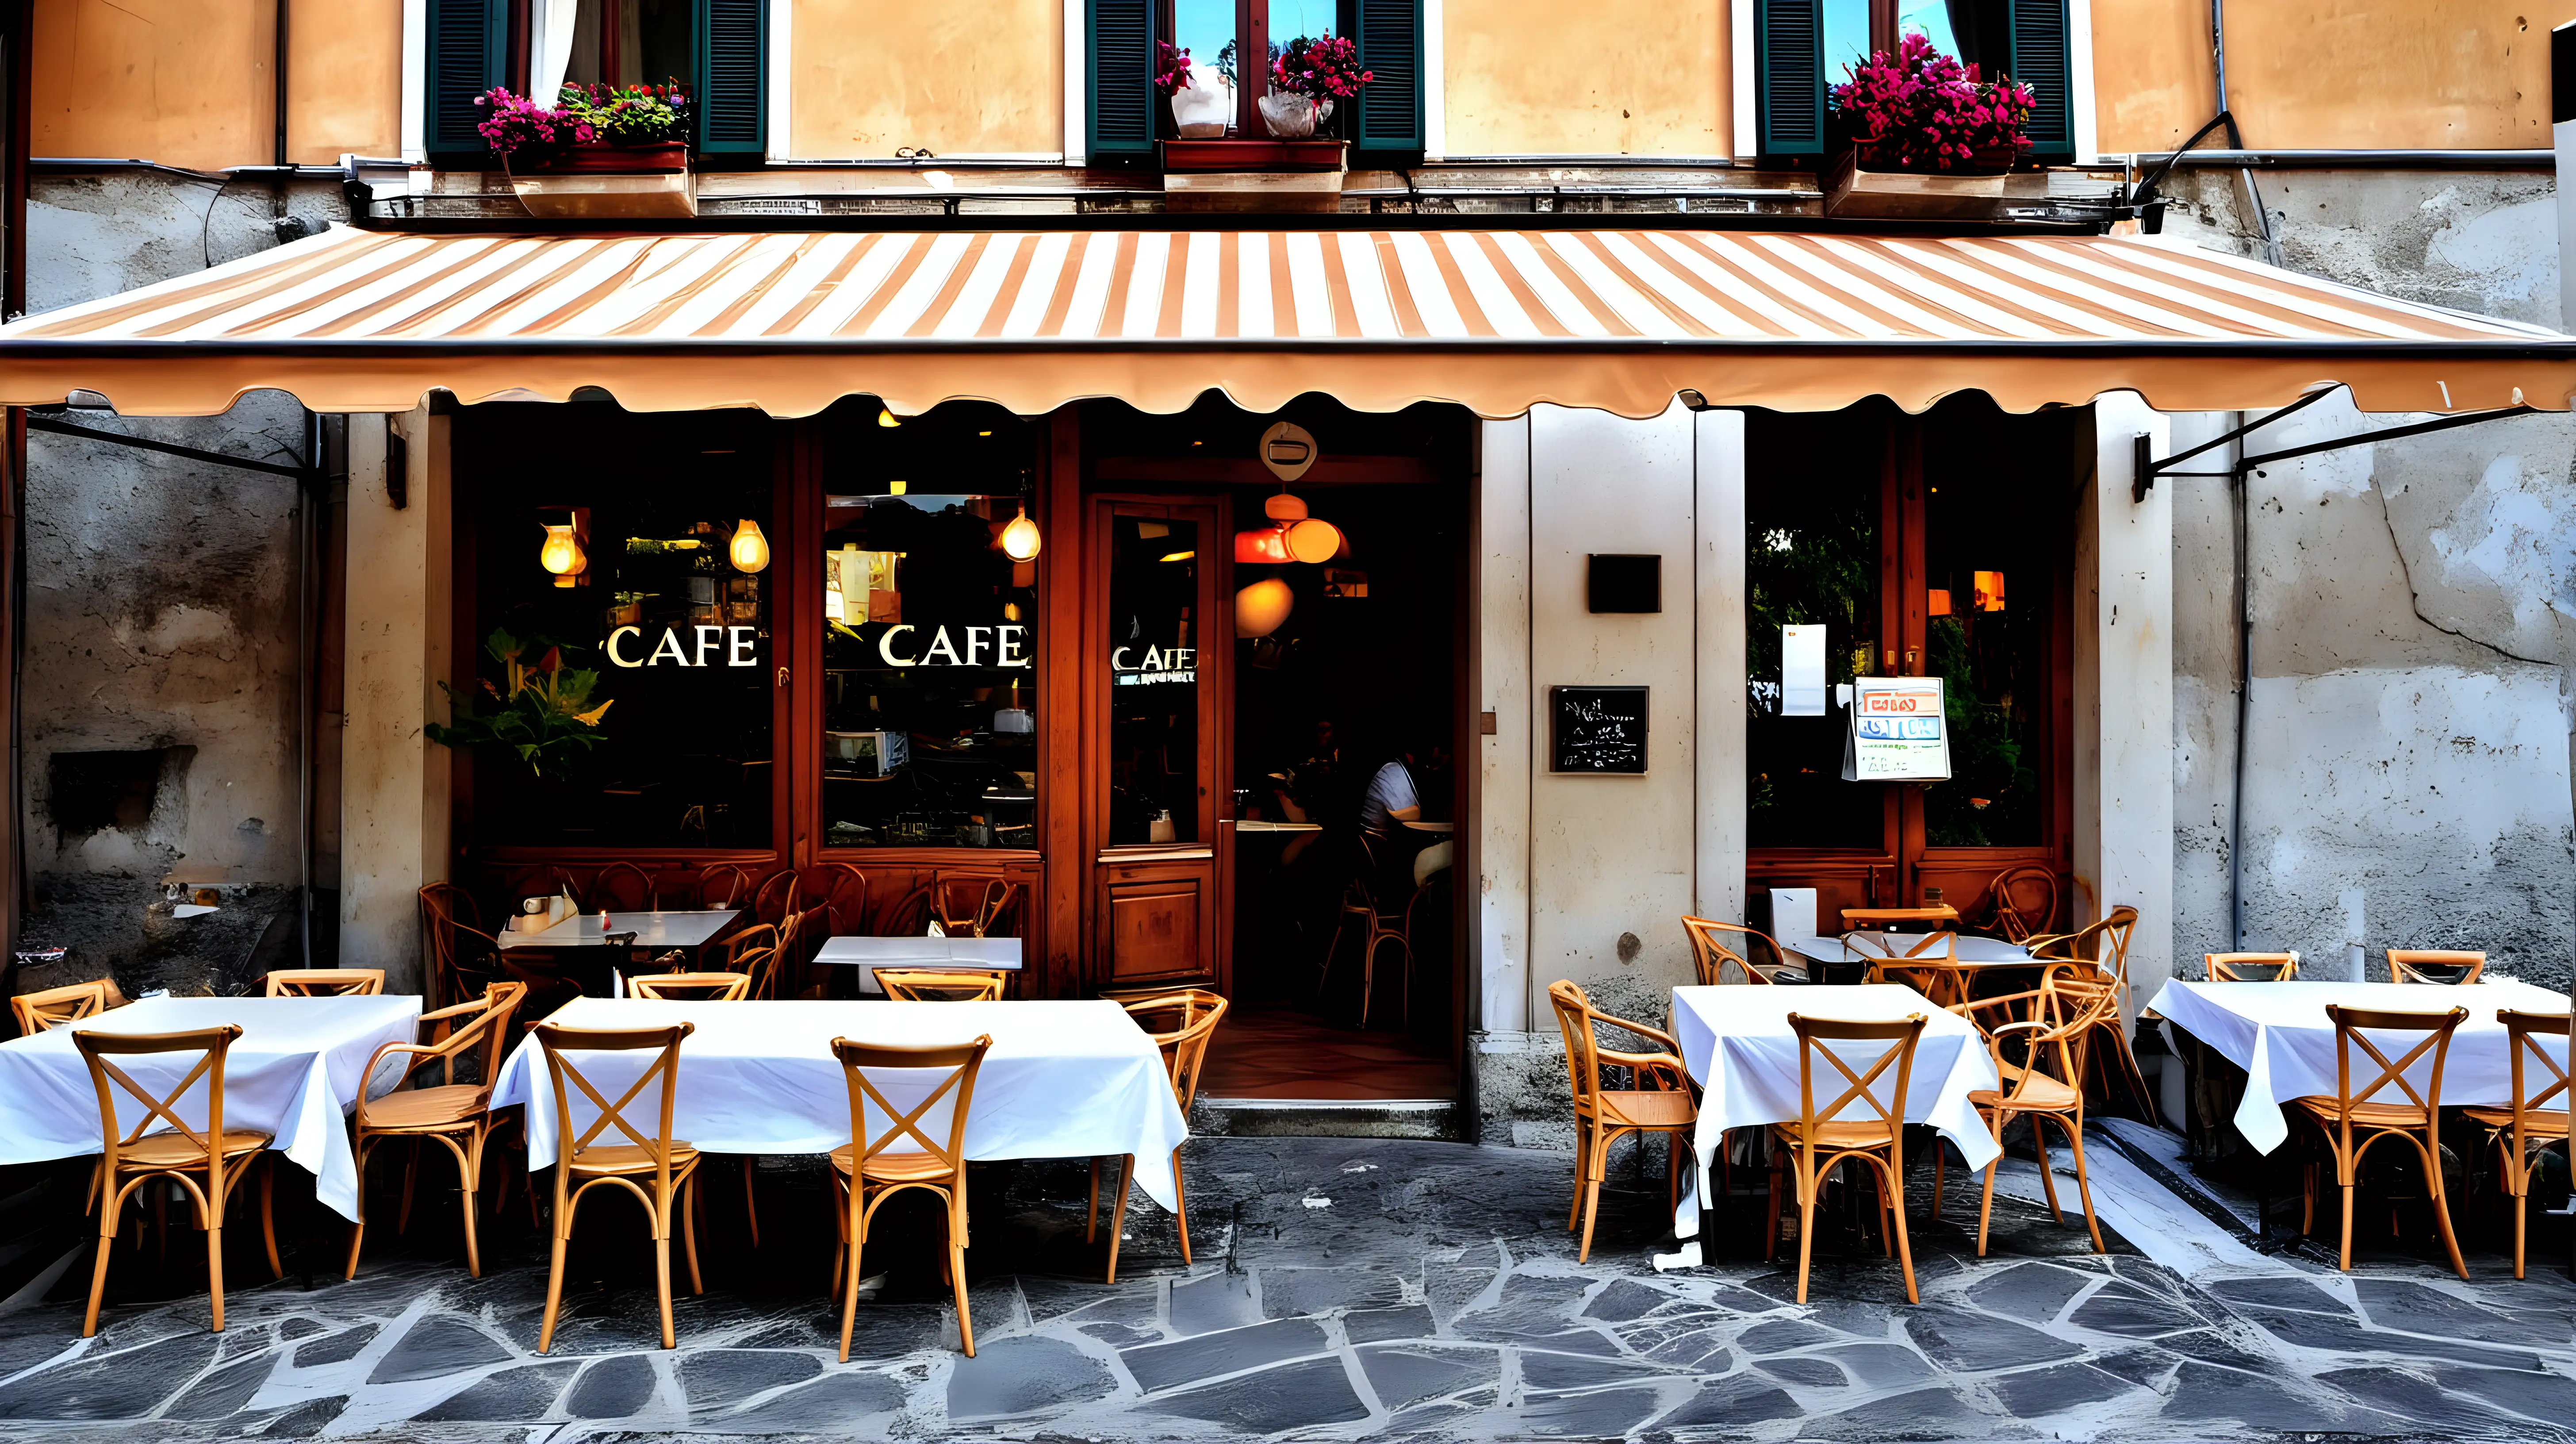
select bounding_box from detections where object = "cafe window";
[456,404,778,850]
[421,0,767,164]
[818,401,1040,852]
[1084,0,1424,161]
[1753,0,2072,163]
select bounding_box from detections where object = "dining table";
[810,935,1024,995]
[1663,983,2001,1265]
[496,908,742,952]
[0,994,421,1219]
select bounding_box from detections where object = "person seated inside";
[1360,749,1422,833]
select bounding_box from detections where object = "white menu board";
[1841,675,1951,782]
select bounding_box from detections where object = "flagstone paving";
[0,1133,2569,1441]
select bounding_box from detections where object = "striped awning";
[0,222,2566,418]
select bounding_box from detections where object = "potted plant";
[1161,31,1366,209]
[1260,34,1371,140]
[478,82,698,219]
[1824,35,2035,219]
[1161,41,1231,138]
[426,627,615,780]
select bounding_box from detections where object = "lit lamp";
[1284,517,1342,564]
[1234,526,1291,563]
[1973,570,2006,612]
[876,404,903,428]
[729,518,771,573]
[539,519,584,587]
[1000,506,1042,561]
[1927,588,1952,617]
[1236,577,1294,638]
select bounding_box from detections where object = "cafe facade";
[6,214,2569,1131]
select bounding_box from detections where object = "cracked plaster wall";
[15,171,346,998]
[2164,168,2576,989]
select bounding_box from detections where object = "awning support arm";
[25,412,318,480]
[2132,392,2538,503]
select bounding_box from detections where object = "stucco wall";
[1442,0,1729,157]
[789,0,1065,159]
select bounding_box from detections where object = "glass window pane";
[1108,515,1202,847]
[1919,400,2053,847]
[1825,0,1871,81]
[459,406,775,849]
[819,402,1039,851]
[1172,0,1241,97]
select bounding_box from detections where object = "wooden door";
[1085,496,1231,991]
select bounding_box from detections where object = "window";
[1753,0,2071,165]
[1085,0,1424,161]
[424,0,767,165]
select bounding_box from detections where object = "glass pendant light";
[729,519,771,573]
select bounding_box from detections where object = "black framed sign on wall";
[1549,686,1649,774]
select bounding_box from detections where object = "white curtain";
[535,0,582,99]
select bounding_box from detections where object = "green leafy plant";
[559,81,694,146]
[426,627,614,778]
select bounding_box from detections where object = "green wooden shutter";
[1088,0,1156,162]
[696,0,769,160]
[424,0,506,165]
[1349,0,1424,161]
[2007,0,2074,164]
[1753,0,1825,161]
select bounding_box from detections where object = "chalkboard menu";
[1549,686,1649,774]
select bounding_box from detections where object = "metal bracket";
[2132,391,2541,504]
[2131,433,2154,503]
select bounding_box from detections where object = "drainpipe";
[272,0,290,169]
[2227,414,2249,954]
[2209,0,2281,267]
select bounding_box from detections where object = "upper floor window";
[1086,0,1426,163]
[424,0,767,166]
[1755,0,2072,165]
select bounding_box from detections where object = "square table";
[811,936,1024,996]
[490,998,1187,1210]
[1666,983,2001,1252]
[0,995,421,1220]
[497,908,741,952]
[2145,978,2572,1154]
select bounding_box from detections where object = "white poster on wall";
[1780,624,1827,716]
[1841,675,1951,782]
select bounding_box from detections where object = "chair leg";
[1976,1154,2001,1257]
[1567,1118,1591,1233]
[259,1160,281,1280]
[653,1229,676,1351]
[1172,1148,1193,1266]
[1793,1156,1818,1305]
[837,1185,867,1363]
[1104,1156,1134,1284]
[741,1157,761,1250]
[1356,933,1378,1031]
[345,1139,372,1280]
[2338,1179,2356,1271]
[460,1131,486,1278]
[2029,1117,2064,1222]
[206,1219,226,1333]
[1874,1161,1894,1256]
[82,1215,115,1339]
[950,1223,975,1358]
[681,1176,704,1296]
[2510,1154,2529,1280]
[2425,1141,2468,1280]
[1886,1156,1920,1305]
[538,1226,571,1353]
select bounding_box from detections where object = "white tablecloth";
[491,998,1189,1210]
[1782,933,2037,966]
[1668,984,2001,1243]
[2147,978,2572,1154]
[810,936,1024,995]
[499,909,740,951]
[0,995,421,1220]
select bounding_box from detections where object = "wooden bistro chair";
[74,1023,278,1336]
[1982,862,2060,944]
[829,1035,991,1360]
[1767,1012,1928,1305]
[533,1022,703,1352]
[345,981,528,1278]
[693,863,755,911]
[1090,990,1229,1273]
[629,972,751,1002]
[1545,980,1696,1263]
[420,883,506,1012]
[589,860,659,912]
[1953,972,2115,1256]
[2388,949,2486,986]
[12,979,108,1035]
[1853,930,1976,1011]
[2207,952,2301,982]
[878,969,1008,1003]
[2026,906,2154,1125]
[263,969,386,997]
[749,868,800,927]
[2462,1008,2569,1278]
[1681,917,1786,986]
[1323,833,1415,1030]
[2290,1004,2470,1278]
[1839,905,1958,933]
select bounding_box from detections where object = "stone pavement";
[0,1132,2569,1441]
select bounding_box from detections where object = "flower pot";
[1825,147,2013,219]
[506,142,696,219]
[1169,63,1232,138]
[1258,92,1319,138]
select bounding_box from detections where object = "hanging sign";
[1261,422,1318,481]
[1841,676,1951,782]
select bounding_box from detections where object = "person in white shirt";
[1359,754,1420,832]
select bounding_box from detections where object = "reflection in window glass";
[1107,516,1202,847]
[819,401,1039,851]
[1269,0,1338,44]
[1825,0,1963,80]
[458,406,775,849]
[1172,0,1241,96]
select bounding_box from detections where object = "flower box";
[507,157,698,219]
[1824,148,2011,220]
[1158,139,1349,173]
[481,85,698,219]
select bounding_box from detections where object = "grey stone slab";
[161,1352,276,1421]
[1755,1356,1849,1388]
[1963,1260,2095,1322]
[1518,1384,1667,1437]
[1020,1277,1140,1324]
[1517,1350,1673,1391]
[678,1348,822,1410]
[1650,1371,1805,1432]
[290,1324,377,1367]
[2235,1304,2546,1371]
[0,1332,217,1420]
[564,1353,658,1419]
[2160,1360,2408,1435]
[256,1395,348,1436]
[366,1317,511,1384]
[1581,1278,1679,1322]
[1342,1303,1436,1343]
[2089,1346,2186,1389]
[1142,1355,1370,1432]
[1737,1317,1844,1354]
[1641,1331,1733,1371]
[1169,1270,1261,1337]
[718,1371,905,1432]
[1987,1361,2144,1416]
[1904,1301,2085,1371]
[2354,1278,2569,1347]
[416,1362,580,1422]
[1812,1341,1938,1387]
[1080,1320,1160,1347]
[2429,1365,2576,1424]
[1258,1266,1405,1317]
[1422,1264,1497,1325]
[948,1334,1116,1420]
[1815,1385,1997,1439]
[2205,1275,2354,1313]
[1354,1342,1500,1410]
[2066,1284,2207,1338]
[1121,1317,1329,1394]
[2319,1364,2536,1434]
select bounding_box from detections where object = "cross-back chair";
[2026,905,2155,1125]
[1852,929,1975,1008]
[345,981,528,1279]
[693,863,755,911]
[420,883,506,1011]
[1089,989,1228,1274]
[1940,972,2114,1256]
[1982,863,2060,944]
[2290,1004,2469,1277]
[533,1022,702,1351]
[589,860,658,913]
[1767,1012,1928,1304]
[2387,949,2485,986]
[2208,952,2301,983]
[1839,906,1958,933]
[925,871,1018,940]
[1546,980,1695,1263]
[748,868,799,927]
[2462,1007,2569,1278]
[828,1035,991,1360]
[629,972,751,1002]
[1681,917,1786,985]
[263,969,386,997]
[1323,833,1415,1030]
[74,1023,278,1336]
[12,980,107,1036]
[801,863,872,935]
[878,969,1008,1002]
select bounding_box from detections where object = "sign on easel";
[1841,676,1951,782]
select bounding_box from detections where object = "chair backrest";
[12,980,108,1035]
[589,860,658,913]
[2496,1008,2571,1121]
[2320,1004,2467,1122]
[1852,929,1959,987]
[419,883,502,1010]
[2207,951,2300,983]
[1117,989,1229,1109]
[1989,971,2120,1098]
[629,972,751,1002]
[73,1024,243,1176]
[2388,949,2485,986]
[927,872,1018,938]
[831,1034,991,1176]
[533,1022,694,1179]
[2032,905,2141,983]
[693,863,754,910]
[1839,906,1957,932]
[1984,863,2060,943]
[878,969,1007,1002]
[801,862,871,935]
[1786,1012,1926,1146]
[263,968,387,997]
[1546,980,1606,1110]
[364,982,528,1110]
[749,868,799,926]
[1681,917,1779,985]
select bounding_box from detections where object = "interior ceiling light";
[729,519,771,573]
[1160,550,1196,563]
[1000,505,1043,562]
[1284,518,1342,565]
[539,519,585,584]
[1234,526,1291,564]
[877,405,903,428]
[1236,578,1294,638]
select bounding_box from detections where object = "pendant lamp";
[1236,577,1294,638]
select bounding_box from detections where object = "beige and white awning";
[0,221,2566,418]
